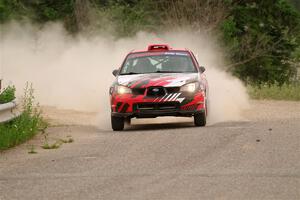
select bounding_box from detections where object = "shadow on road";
[124,121,196,132]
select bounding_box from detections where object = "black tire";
[111,116,125,131]
[194,112,206,127]
[125,117,131,125]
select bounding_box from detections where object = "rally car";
[109,44,208,131]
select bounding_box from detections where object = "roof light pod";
[147,44,170,51]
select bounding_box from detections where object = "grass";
[41,134,74,150]
[42,141,62,149]
[248,82,300,101]
[60,136,74,144]
[0,85,16,104]
[0,84,47,150]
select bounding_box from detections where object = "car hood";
[117,73,199,88]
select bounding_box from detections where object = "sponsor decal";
[170,93,181,101]
[118,73,197,88]
[128,52,167,58]
[152,88,160,92]
[164,52,189,56]
[127,51,190,58]
[156,93,185,103]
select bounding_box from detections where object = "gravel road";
[0,100,299,200]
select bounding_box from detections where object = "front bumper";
[110,90,206,118]
[111,109,205,118]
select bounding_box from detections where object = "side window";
[122,60,130,72]
[122,58,138,73]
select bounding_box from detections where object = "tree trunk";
[74,0,91,32]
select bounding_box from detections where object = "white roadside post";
[0,48,20,123]
[0,101,18,123]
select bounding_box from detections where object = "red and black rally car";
[110,44,208,131]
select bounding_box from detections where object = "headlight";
[115,85,132,94]
[180,82,198,93]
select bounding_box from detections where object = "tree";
[289,0,300,11]
[74,0,91,32]
[157,0,229,33]
[221,0,300,84]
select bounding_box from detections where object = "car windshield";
[120,51,197,75]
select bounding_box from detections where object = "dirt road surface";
[0,100,299,200]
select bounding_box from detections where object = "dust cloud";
[0,22,249,126]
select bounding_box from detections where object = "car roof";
[130,44,190,54]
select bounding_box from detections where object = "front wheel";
[194,112,206,127]
[111,116,125,131]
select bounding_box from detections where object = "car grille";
[181,104,198,111]
[146,87,166,97]
[145,87,180,97]
[165,87,180,93]
[134,102,180,113]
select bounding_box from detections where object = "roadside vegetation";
[0,85,16,104]
[248,81,300,101]
[0,84,47,150]
[41,134,74,150]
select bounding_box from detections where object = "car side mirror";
[112,69,119,76]
[199,66,205,73]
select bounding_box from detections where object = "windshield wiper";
[120,72,142,75]
[154,70,197,73]
[154,70,181,73]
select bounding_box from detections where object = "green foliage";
[0,85,16,104]
[0,0,75,29]
[27,0,74,22]
[221,16,239,52]
[0,0,158,34]
[292,46,300,61]
[94,0,159,37]
[248,82,300,101]
[221,0,300,84]
[42,141,61,149]
[0,0,28,22]
[60,136,74,143]
[289,0,300,11]
[42,135,73,150]
[0,84,47,150]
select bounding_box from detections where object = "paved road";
[0,100,299,200]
